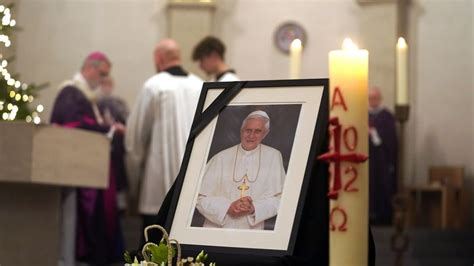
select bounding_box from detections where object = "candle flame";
[291,39,302,50]
[397,37,407,48]
[342,38,358,50]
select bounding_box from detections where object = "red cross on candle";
[318,117,368,200]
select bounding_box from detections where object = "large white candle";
[396,37,408,105]
[289,39,302,79]
[328,38,369,266]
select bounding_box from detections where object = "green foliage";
[123,250,133,264]
[195,250,208,263]
[145,241,176,265]
[0,2,47,122]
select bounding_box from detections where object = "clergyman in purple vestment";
[368,87,398,225]
[50,52,125,265]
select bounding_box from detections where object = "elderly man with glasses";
[51,52,126,266]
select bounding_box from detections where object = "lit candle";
[328,38,369,266]
[396,37,408,105]
[289,39,302,79]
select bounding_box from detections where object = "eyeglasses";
[99,70,109,78]
[94,64,110,78]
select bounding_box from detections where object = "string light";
[36,104,44,112]
[0,4,44,122]
[8,106,17,120]
[2,8,11,26]
[0,34,11,47]
[2,14,10,26]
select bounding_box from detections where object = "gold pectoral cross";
[237,174,250,198]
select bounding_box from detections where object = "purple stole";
[50,85,123,263]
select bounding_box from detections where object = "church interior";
[0,0,472,265]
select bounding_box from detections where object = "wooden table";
[406,185,457,229]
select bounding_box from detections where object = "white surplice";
[196,144,286,229]
[126,71,203,215]
[216,71,239,82]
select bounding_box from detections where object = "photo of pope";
[195,110,286,230]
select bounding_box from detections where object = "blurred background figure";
[50,52,125,265]
[125,39,203,245]
[368,86,398,225]
[98,76,130,214]
[99,76,129,125]
[192,36,239,82]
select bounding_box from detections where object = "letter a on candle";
[331,86,348,111]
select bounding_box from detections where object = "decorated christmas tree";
[0,3,46,124]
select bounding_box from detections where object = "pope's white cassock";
[196,143,286,230]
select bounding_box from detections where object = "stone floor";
[372,226,474,266]
[122,214,142,253]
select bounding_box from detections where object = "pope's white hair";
[240,110,270,132]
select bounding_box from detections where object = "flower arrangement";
[124,224,216,266]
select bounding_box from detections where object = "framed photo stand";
[158,79,329,265]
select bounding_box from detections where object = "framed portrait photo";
[165,79,329,258]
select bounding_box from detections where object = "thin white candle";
[396,37,408,105]
[289,39,302,79]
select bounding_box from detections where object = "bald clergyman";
[126,39,203,239]
[196,110,286,230]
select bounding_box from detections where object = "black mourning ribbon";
[189,81,247,139]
